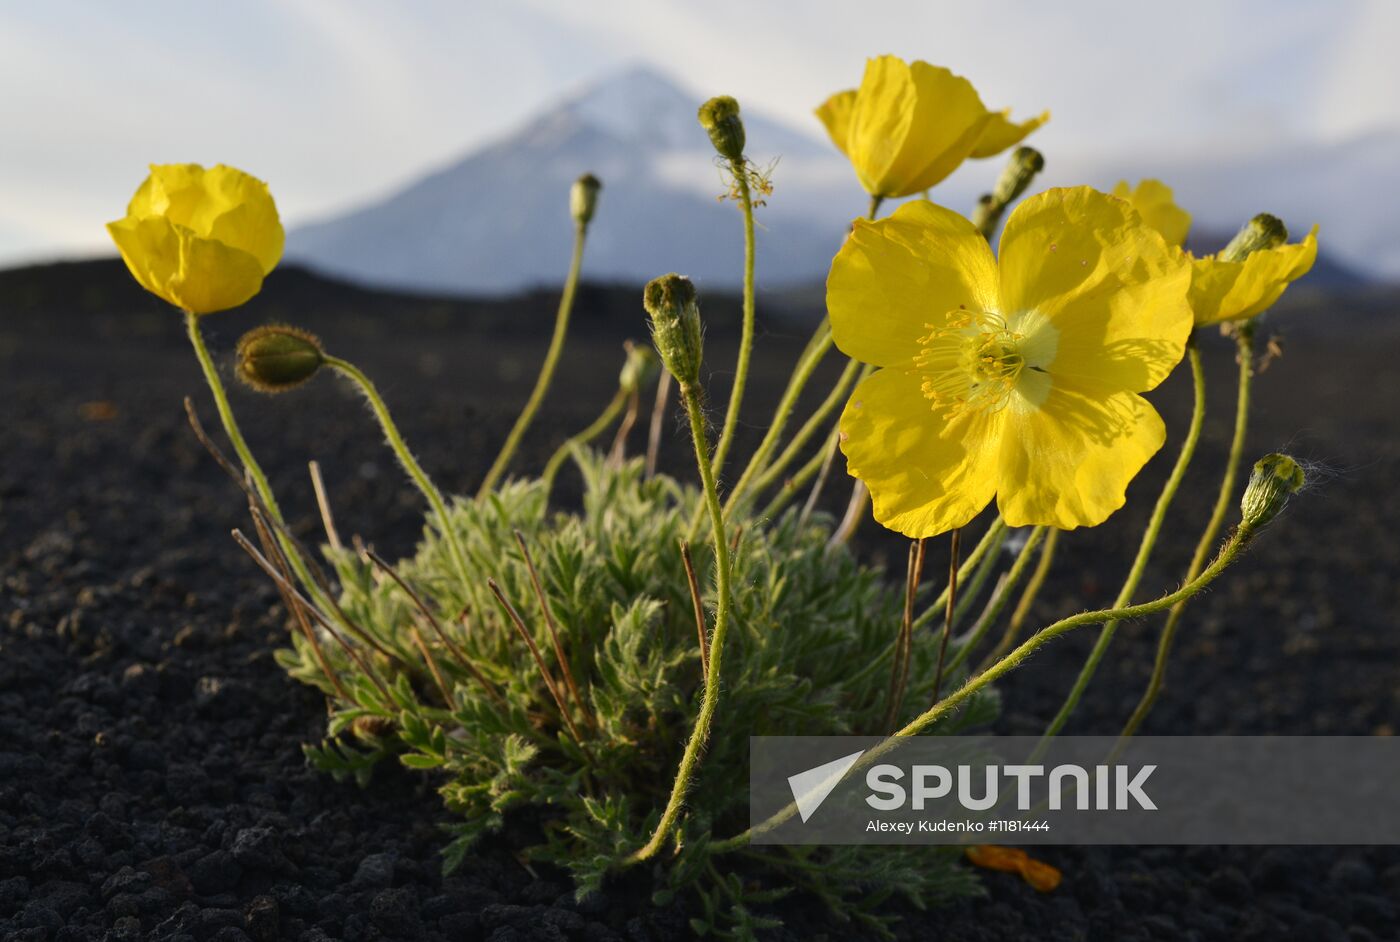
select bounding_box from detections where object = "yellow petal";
[814,89,857,158]
[134,164,284,274]
[970,109,1050,159]
[165,225,269,314]
[1110,179,1192,249]
[1188,226,1319,326]
[828,199,1000,369]
[839,367,1002,538]
[846,56,992,198]
[996,377,1165,530]
[998,187,1192,393]
[107,215,181,307]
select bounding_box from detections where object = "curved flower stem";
[943,526,1048,677]
[827,363,876,546]
[1119,326,1253,740]
[186,312,285,521]
[541,388,629,490]
[738,357,861,516]
[709,163,757,481]
[711,520,1255,853]
[627,379,733,864]
[186,312,323,598]
[1033,337,1209,753]
[324,356,473,590]
[478,222,588,496]
[977,527,1060,674]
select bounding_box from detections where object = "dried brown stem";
[487,578,591,754]
[407,618,453,704]
[931,528,962,705]
[645,370,672,479]
[362,548,502,704]
[679,540,710,679]
[231,529,392,702]
[608,389,641,467]
[308,460,344,552]
[513,530,590,726]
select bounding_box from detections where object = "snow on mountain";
[287,65,1385,296]
[286,67,860,295]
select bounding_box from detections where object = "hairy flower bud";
[990,146,1045,209]
[1220,213,1288,263]
[697,95,746,162]
[643,274,704,388]
[235,324,324,393]
[618,340,658,395]
[1240,453,1305,532]
[570,173,602,228]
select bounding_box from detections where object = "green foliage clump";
[278,451,994,936]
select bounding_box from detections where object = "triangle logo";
[787,749,866,823]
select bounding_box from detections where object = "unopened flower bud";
[618,340,658,395]
[643,274,704,388]
[697,96,746,163]
[570,173,602,228]
[235,324,324,393]
[1220,213,1288,263]
[1240,453,1305,531]
[990,146,1045,209]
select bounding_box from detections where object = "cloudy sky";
[3,0,1398,265]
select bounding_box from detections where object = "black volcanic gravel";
[2,263,1399,940]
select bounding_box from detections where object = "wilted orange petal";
[964,844,1027,874]
[1018,857,1063,893]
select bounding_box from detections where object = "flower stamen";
[915,309,1026,418]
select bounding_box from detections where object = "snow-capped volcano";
[285,67,861,295]
[286,65,1375,296]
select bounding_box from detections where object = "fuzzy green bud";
[697,95,746,162]
[618,340,658,396]
[1220,213,1288,263]
[643,274,704,388]
[570,172,602,228]
[1240,453,1305,531]
[990,146,1045,209]
[235,324,324,393]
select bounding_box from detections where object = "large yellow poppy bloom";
[1113,179,1318,326]
[107,164,284,315]
[815,56,1045,199]
[831,187,1192,537]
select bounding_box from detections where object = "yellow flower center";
[915,309,1034,418]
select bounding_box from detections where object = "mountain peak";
[562,64,702,150]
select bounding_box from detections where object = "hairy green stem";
[1119,327,1252,739]
[186,312,325,602]
[977,527,1060,673]
[709,164,757,480]
[541,388,629,489]
[760,425,837,521]
[325,356,473,590]
[186,312,285,520]
[713,520,1255,852]
[943,526,1048,676]
[628,380,733,864]
[478,223,588,495]
[739,357,861,515]
[1034,338,1209,752]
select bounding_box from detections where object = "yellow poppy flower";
[830,187,1192,536]
[970,109,1051,159]
[1111,179,1192,249]
[1187,227,1318,326]
[817,56,1012,199]
[1111,180,1317,325]
[107,164,284,315]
